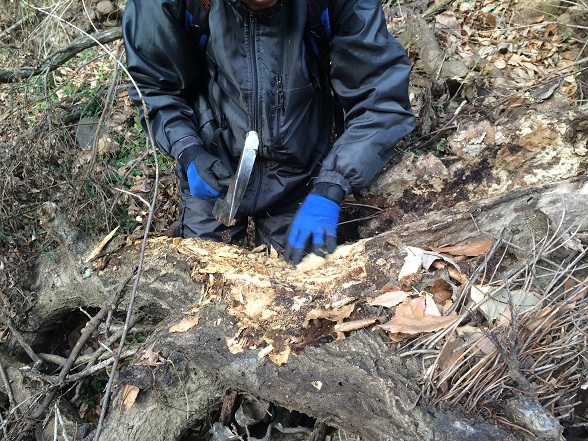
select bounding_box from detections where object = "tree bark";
[360,99,588,238]
[5,176,586,440]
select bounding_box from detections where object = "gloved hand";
[284,183,345,265]
[182,146,231,200]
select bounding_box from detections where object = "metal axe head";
[213,131,259,226]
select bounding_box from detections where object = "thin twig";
[0,410,8,440]
[16,292,120,440]
[0,28,122,83]
[93,139,159,440]
[113,188,151,210]
[54,402,71,441]
[0,361,18,414]
[0,12,37,41]
[0,312,41,364]
[66,349,137,383]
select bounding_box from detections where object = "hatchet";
[213,131,259,226]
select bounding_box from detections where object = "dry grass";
[408,221,588,424]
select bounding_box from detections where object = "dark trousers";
[176,174,300,251]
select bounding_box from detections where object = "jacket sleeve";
[122,0,203,160]
[315,0,416,195]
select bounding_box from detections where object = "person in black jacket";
[122,0,415,264]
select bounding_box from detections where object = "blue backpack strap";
[306,0,332,58]
[185,0,211,50]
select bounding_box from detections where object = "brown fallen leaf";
[379,313,459,335]
[436,337,466,389]
[448,266,465,284]
[431,240,494,257]
[334,317,378,333]
[367,290,410,308]
[429,278,453,304]
[122,385,140,410]
[169,315,200,333]
[395,297,426,320]
[387,332,408,343]
[136,349,162,366]
[382,285,404,293]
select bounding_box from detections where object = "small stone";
[96,1,116,16]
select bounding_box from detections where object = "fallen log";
[3,176,583,440]
[360,99,588,238]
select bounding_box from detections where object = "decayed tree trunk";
[359,105,587,237]
[95,176,586,441]
[3,175,582,440]
[100,305,514,441]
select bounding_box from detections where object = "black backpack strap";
[185,0,211,50]
[306,0,344,138]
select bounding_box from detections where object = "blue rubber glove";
[181,146,231,200]
[284,184,345,265]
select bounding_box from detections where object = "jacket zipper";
[275,74,284,148]
[248,12,263,213]
[249,13,259,133]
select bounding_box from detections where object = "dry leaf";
[169,315,200,333]
[494,58,507,69]
[470,285,542,323]
[470,332,497,355]
[367,290,410,308]
[398,247,423,285]
[448,266,465,283]
[431,240,494,257]
[456,325,498,355]
[334,317,378,332]
[381,285,404,293]
[398,247,461,287]
[379,313,459,335]
[436,338,466,386]
[430,279,453,304]
[122,385,140,410]
[395,297,426,319]
[424,293,441,316]
[136,349,162,366]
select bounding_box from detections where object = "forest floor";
[0,0,587,439]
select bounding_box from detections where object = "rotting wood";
[360,106,588,239]
[4,176,587,440]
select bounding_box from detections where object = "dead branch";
[0,311,41,365]
[0,28,122,83]
[15,290,121,441]
[0,361,18,415]
[422,0,457,18]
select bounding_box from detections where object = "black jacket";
[123,0,415,215]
